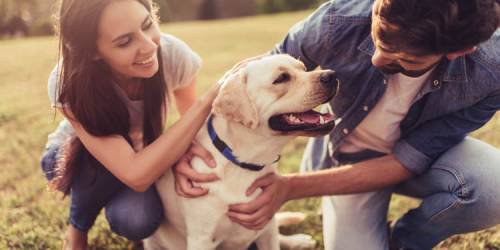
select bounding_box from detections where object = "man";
[222,0,500,249]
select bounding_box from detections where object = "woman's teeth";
[135,55,155,65]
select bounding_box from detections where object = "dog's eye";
[273,73,290,84]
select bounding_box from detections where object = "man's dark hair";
[377,0,500,55]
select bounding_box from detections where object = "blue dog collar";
[207,115,280,171]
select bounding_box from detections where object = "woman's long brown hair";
[50,0,166,195]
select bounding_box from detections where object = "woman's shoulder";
[160,33,193,53]
[159,33,202,89]
[160,32,181,43]
[160,33,201,64]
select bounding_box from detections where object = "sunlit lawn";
[0,10,499,249]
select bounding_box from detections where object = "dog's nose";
[320,70,337,87]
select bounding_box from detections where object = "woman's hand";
[227,173,291,230]
[201,54,268,106]
[173,142,219,198]
[203,82,222,103]
[218,54,268,84]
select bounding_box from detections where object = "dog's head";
[213,54,338,137]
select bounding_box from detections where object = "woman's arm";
[173,80,197,115]
[62,82,219,192]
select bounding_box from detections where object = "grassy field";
[1,10,499,250]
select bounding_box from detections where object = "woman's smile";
[133,54,157,69]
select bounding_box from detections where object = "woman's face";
[95,0,161,81]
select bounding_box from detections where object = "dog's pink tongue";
[299,111,320,124]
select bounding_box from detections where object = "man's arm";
[228,92,500,229]
[286,154,412,199]
[393,91,500,174]
[227,155,412,230]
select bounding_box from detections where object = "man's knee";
[391,139,500,249]
[433,137,500,198]
[413,137,500,222]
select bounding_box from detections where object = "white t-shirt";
[339,69,434,154]
[45,34,202,151]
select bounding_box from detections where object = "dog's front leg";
[255,219,279,250]
[183,198,223,250]
[185,218,219,250]
[186,235,217,250]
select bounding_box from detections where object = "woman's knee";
[105,187,164,240]
[40,146,59,181]
[106,210,162,240]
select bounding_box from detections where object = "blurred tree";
[0,2,7,29]
[153,0,170,22]
[199,0,217,20]
[0,0,327,38]
[163,0,204,22]
[1,0,55,38]
[286,0,318,11]
[258,0,327,13]
[162,0,256,22]
[261,0,282,13]
[4,16,29,37]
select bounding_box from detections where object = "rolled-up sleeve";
[394,92,500,175]
[160,34,202,91]
[270,2,334,71]
[47,63,68,108]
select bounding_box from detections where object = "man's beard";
[378,60,441,78]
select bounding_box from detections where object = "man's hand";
[173,142,219,198]
[227,173,290,230]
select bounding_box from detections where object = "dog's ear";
[213,69,259,129]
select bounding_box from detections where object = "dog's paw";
[279,233,316,250]
[276,212,307,227]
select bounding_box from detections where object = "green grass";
[1,10,499,249]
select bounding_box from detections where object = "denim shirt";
[272,0,500,174]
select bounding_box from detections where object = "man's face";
[371,0,443,77]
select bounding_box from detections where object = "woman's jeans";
[40,146,164,241]
[317,137,500,250]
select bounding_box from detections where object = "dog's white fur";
[144,55,334,250]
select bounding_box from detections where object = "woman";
[40,0,219,248]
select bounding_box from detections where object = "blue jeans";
[40,146,164,241]
[317,137,500,250]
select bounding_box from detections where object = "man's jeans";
[320,137,500,250]
[40,146,164,240]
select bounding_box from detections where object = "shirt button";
[363,105,369,111]
[342,128,349,134]
[433,80,440,87]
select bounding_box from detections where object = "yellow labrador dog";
[144,54,338,250]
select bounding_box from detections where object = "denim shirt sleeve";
[393,91,500,175]
[270,2,333,71]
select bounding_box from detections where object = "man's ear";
[446,46,477,61]
[212,69,259,129]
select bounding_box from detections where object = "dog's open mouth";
[269,110,335,133]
